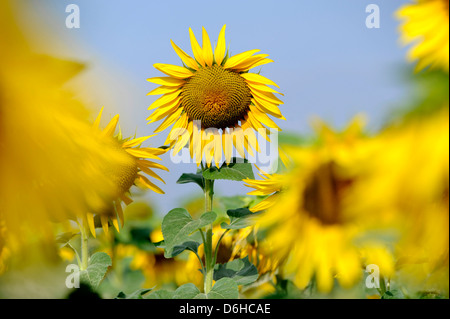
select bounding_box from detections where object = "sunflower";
[86,108,168,237]
[348,109,449,294]
[0,0,135,253]
[246,117,395,293]
[147,25,284,167]
[244,170,284,212]
[397,0,449,72]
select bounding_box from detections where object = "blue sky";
[17,0,411,216]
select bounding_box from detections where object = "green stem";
[204,227,214,294]
[202,167,215,294]
[78,219,89,271]
[378,275,388,296]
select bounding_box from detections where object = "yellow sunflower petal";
[189,27,206,67]
[120,194,134,205]
[222,129,233,164]
[122,135,156,148]
[153,63,194,79]
[241,73,280,88]
[238,57,273,71]
[170,39,199,70]
[138,175,165,194]
[250,88,284,105]
[250,193,280,212]
[249,105,280,130]
[111,215,120,233]
[153,107,184,133]
[125,148,162,160]
[223,49,260,69]
[148,91,181,111]
[246,81,283,96]
[251,98,285,119]
[173,126,191,155]
[231,54,269,71]
[246,111,271,142]
[147,76,185,86]
[86,212,96,238]
[212,128,223,168]
[202,26,214,67]
[230,127,246,158]
[101,215,109,235]
[214,25,227,66]
[93,106,104,130]
[137,159,169,172]
[101,114,119,137]
[115,201,125,227]
[242,119,260,153]
[165,112,188,145]
[147,85,182,96]
[139,165,166,184]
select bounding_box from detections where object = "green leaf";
[162,279,239,299]
[381,290,404,299]
[146,290,176,299]
[173,283,202,299]
[221,208,256,230]
[162,208,217,258]
[201,278,239,299]
[116,288,153,299]
[214,257,259,286]
[202,158,254,181]
[171,241,201,258]
[177,173,205,190]
[55,232,77,245]
[80,252,112,289]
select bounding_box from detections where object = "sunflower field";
[0,0,448,304]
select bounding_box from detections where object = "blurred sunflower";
[114,244,192,289]
[245,117,396,293]
[348,109,449,294]
[397,0,449,72]
[86,108,168,236]
[147,25,284,167]
[0,0,133,251]
[244,170,284,212]
[182,225,279,295]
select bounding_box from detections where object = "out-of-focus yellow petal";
[101,114,120,137]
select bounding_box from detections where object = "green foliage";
[172,278,239,299]
[381,290,404,299]
[386,68,449,124]
[221,207,256,230]
[170,241,201,258]
[162,208,217,258]
[116,288,153,299]
[146,278,239,299]
[214,257,259,286]
[177,173,205,191]
[79,252,112,289]
[202,158,254,181]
